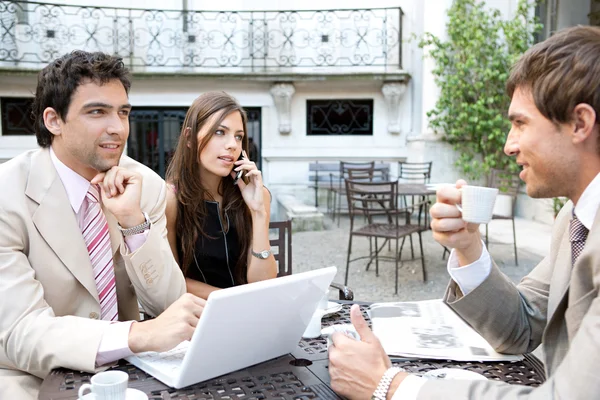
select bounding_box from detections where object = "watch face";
[261,250,270,259]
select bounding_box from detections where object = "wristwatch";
[118,212,151,237]
[371,367,404,400]
[251,249,272,259]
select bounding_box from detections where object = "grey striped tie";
[569,215,589,266]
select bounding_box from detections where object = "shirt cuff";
[447,242,492,296]
[391,375,427,400]
[123,230,150,254]
[95,321,135,366]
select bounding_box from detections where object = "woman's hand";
[231,150,265,214]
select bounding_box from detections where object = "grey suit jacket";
[416,202,600,399]
[0,149,186,400]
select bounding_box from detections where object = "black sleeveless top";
[177,201,241,289]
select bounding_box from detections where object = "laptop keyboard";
[134,341,189,375]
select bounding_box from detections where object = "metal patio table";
[39,303,546,399]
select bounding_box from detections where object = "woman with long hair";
[165,92,277,299]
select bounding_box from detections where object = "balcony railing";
[0,1,403,73]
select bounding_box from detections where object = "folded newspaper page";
[369,299,523,362]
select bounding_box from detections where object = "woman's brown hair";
[166,91,251,284]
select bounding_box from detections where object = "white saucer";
[423,368,487,381]
[425,183,453,191]
[80,388,148,400]
[320,301,343,316]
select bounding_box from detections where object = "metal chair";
[269,220,353,300]
[397,161,433,183]
[397,161,434,256]
[346,166,388,182]
[269,220,293,277]
[329,161,375,224]
[485,169,521,265]
[344,180,427,294]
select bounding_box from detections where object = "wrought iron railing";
[0,1,403,72]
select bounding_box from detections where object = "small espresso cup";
[78,370,128,400]
[455,185,499,224]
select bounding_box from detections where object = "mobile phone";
[233,154,245,185]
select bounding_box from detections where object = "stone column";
[270,82,295,135]
[381,81,408,135]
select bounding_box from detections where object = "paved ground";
[291,215,552,303]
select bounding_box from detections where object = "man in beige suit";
[328,26,600,399]
[0,51,205,399]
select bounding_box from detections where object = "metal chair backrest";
[487,169,521,214]
[269,220,292,277]
[398,161,433,183]
[333,161,377,192]
[340,161,375,179]
[345,179,399,226]
[347,167,375,182]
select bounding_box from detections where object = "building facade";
[0,0,593,221]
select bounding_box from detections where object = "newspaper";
[369,299,523,362]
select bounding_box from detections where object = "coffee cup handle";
[78,383,92,399]
[455,187,463,214]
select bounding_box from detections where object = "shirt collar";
[49,147,91,214]
[574,172,600,231]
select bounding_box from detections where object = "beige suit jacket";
[417,202,600,399]
[0,149,186,400]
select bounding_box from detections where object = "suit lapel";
[574,206,600,272]
[547,226,572,321]
[547,204,600,329]
[26,149,99,303]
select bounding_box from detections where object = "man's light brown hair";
[506,26,600,130]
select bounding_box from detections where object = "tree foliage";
[419,0,541,180]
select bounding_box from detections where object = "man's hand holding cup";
[430,180,498,266]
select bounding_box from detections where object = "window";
[128,108,187,178]
[1,97,35,136]
[306,99,373,136]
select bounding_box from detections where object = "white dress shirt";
[50,148,149,365]
[393,173,600,399]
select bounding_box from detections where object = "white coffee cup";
[78,370,128,400]
[321,324,361,349]
[455,185,499,224]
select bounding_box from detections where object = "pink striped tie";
[83,184,118,321]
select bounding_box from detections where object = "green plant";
[419,0,542,180]
[552,197,568,218]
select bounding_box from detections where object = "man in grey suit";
[0,51,205,399]
[328,25,600,399]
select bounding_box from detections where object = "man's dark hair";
[32,50,131,147]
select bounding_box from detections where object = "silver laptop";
[126,266,337,389]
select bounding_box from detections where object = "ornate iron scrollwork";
[307,99,373,136]
[0,1,403,71]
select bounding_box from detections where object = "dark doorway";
[245,107,262,170]
[128,106,261,178]
[128,108,187,178]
